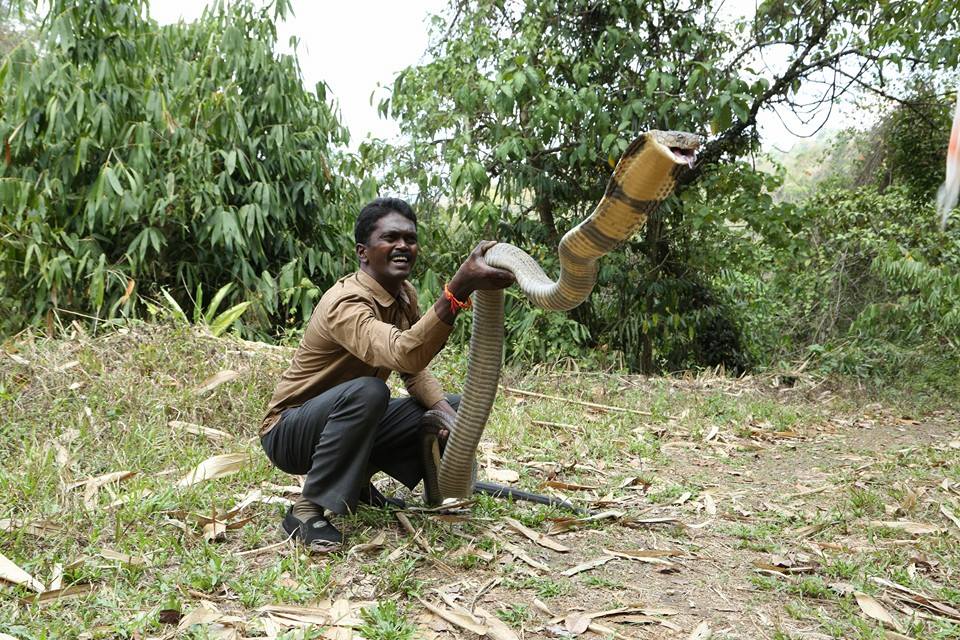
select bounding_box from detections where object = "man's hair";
[354,197,418,245]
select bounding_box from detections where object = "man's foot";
[283,498,342,552]
[358,483,406,509]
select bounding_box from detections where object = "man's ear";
[356,243,367,264]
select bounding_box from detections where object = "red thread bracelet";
[443,283,472,315]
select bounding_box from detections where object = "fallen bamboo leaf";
[474,606,521,640]
[500,386,651,415]
[0,519,63,536]
[203,520,227,543]
[396,512,432,553]
[504,517,570,553]
[195,369,240,393]
[855,591,899,629]
[533,598,556,617]
[703,426,719,442]
[604,548,681,567]
[544,480,599,492]
[418,598,488,635]
[169,420,233,441]
[673,492,692,505]
[548,510,625,534]
[258,603,332,626]
[66,470,136,493]
[625,516,680,527]
[867,521,942,535]
[486,467,520,483]
[490,534,551,572]
[178,601,223,629]
[21,583,94,604]
[704,493,717,515]
[0,552,45,592]
[869,577,960,621]
[561,555,615,577]
[349,532,387,554]
[753,561,817,575]
[176,453,247,487]
[565,612,591,634]
[688,621,712,640]
[940,504,960,531]
[100,549,146,566]
[48,563,63,591]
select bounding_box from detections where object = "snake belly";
[436,130,700,499]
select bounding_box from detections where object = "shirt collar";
[355,269,409,307]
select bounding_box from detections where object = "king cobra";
[422,130,700,505]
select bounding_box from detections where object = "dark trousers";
[260,376,459,515]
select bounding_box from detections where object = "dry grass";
[1,322,959,639]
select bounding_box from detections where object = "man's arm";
[432,241,515,325]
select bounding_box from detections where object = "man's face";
[357,211,419,292]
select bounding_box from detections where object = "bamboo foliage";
[0,0,364,336]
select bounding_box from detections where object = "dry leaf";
[48,563,63,591]
[867,520,942,535]
[176,453,247,487]
[544,480,599,492]
[704,493,717,515]
[179,601,223,629]
[504,517,570,553]
[349,532,387,554]
[561,555,615,577]
[565,612,591,634]
[854,591,899,629]
[688,621,712,640]
[496,536,551,572]
[604,548,680,567]
[21,583,93,604]
[169,420,232,441]
[486,468,520,483]
[0,552,45,592]
[259,603,333,626]
[100,549,146,566]
[195,369,240,393]
[474,606,521,640]
[66,471,135,496]
[203,520,228,543]
[418,599,488,635]
[940,504,960,531]
[703,426,719,442]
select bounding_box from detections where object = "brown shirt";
[260,270,452,435]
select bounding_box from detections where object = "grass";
[1,322,959,638]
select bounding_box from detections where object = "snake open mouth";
[670,146,697,168]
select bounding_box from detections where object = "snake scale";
[422,130,700,504]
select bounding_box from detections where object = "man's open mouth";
[390,255,411,265]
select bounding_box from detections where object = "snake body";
[429,130,700,501]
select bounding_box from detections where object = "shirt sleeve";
[323,294,453,374]
[400,369,448,409]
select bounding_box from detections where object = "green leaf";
[204,282,235,324]
[160,288,187,323]
[209,301,252,337]
[105,167,123,195]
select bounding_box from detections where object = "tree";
[377,0,960,372]
[0,0,366,337]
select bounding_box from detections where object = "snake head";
[647,130,701,169]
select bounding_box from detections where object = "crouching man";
[259,197,515,550]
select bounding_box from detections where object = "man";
[259,197,515,550]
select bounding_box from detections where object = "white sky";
[150,0,857,152]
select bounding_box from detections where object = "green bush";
[0,0,366,338]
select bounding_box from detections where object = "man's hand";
[435,241,515,324]
[430,399,458,440]
[447,241,516,299]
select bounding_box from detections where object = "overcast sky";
[150,0,854,152]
